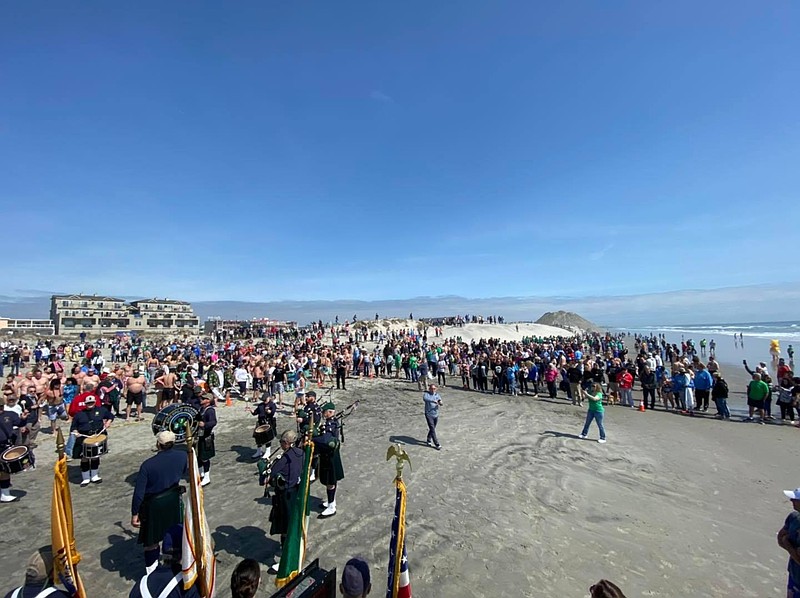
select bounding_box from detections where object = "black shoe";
[435,445,442,450]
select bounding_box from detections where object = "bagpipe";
[257,449,287,495]
[332,399,359,445]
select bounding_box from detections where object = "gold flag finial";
[56,428,65,458]
[386,443,412,479]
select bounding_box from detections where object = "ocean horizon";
[619,320,800,342]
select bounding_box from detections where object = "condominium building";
[50,294,200,336]
[128,298,201,333]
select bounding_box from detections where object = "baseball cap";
[25,547,54,585]
[784,488,800,500]
[341,557,370,596]
[85,395,97,404]
[157,430,176,445]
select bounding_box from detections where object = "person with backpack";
[711,372,730,419]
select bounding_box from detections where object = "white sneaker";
[201,473,211,487]
[598,439,607,444]
[320,501,336,517]
[0,488,17,503]
[578,434,587,439]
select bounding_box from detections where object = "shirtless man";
[154,367,178,411]
[124,370,148,421]
[31,369,51,402]
[252,361,264,400]
[13,370,36,398]
[82,368,100,392]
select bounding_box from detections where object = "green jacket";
[747,379,770,401]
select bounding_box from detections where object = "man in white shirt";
[234,366,250,400]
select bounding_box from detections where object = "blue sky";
[1,1,799,310]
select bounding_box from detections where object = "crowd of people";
[2,316,796,596]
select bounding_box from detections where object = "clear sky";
[2,1,799,306]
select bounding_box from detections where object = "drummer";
[70,395,114,487]
[247,392,276,460]
[0,400,21,503]
[131,430,188,574]
[18,385,41,469]
[196,394,216,487]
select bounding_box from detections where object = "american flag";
[387,477,412,598]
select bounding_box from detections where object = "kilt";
[269,485,298,536]
[198,435,216,461]
[72,437,85,460]
[318,448,344,486]
[138,485,184,546]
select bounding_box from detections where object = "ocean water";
[617,321,799,369]
[632,321,800,342]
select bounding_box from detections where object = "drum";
[82,434,109,459]
[0,446,31,474]
[152,404,199,443]
[253,424,275,445]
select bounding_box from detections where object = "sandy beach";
[0,322,797,597]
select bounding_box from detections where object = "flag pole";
[386,444,412,598]
[52,427,87,598]
[185,425,209,596]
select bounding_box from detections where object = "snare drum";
[253,424,275,445]
[152,404,199,443]
[82,434,108,459]
[0,446,31,474]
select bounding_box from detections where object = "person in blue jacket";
[693,362,714,412]
[129,525,200,598]
[131,430,188,573]
[3,547,72,598]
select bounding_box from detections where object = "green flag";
[275,440,314,588]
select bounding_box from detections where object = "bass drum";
[152,404,199,443]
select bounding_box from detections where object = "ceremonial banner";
[387,477,411,598]
[183,442,217,597]
[276,440,315,588]
[52,454,87,597]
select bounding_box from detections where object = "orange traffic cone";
[225,392,233,407]
[638,402,645,412]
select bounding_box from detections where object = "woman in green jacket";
[579,383,607,443]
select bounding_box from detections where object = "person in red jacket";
[65,382,98,459]
[616,369,634,407]
[69,382,98,418]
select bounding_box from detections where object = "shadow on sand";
[100,522,142,582]
[541,430,583,440]
[229,444,257,464]
[389,435,428,447]
[212,524,280,566]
